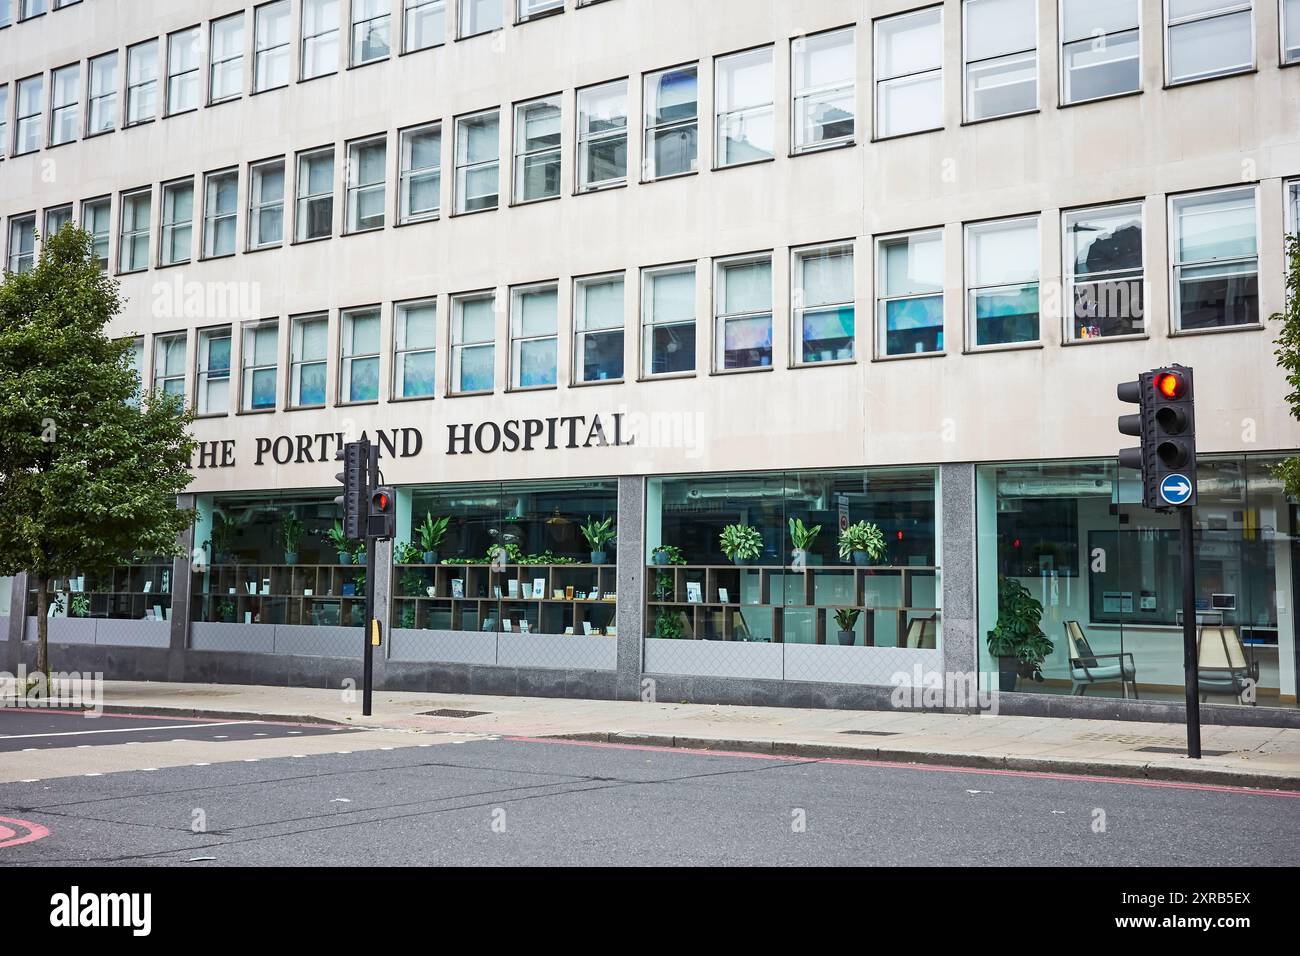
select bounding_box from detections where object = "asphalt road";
[2,733,1297,866]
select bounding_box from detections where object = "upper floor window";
[1063,201,1145,340]
[249,159,285,249]
[574,273,625,383]
[15,75,43,154]
[0,1,9,27]
[1170,186,1259,331]
[153,332,188,400]
[963,0,1037,122]
[302,0,341,79]
[399,122,441,222]
[6,214,36,273]
[714,46,774,168]
[289,314,329,407]
[49,63,79,146]
[459,0,502,38]
[966,215,1040,348]
[714,253,773,370]
[1166,1,1254,85]
[791,26,855,153]
[255,1,292,91]
[518,0,561,22]
[514,96,561,203]
[641,263,696,376]
[875,7,943,138]
[644,64,698,180]
[210,12,246,104]
[1286,0,1300,64]
[577,79,628,190]
[119,188,153,273]
[454,110,499,213]
[203,169,239,258]
[196,326,232,415]
[126,40,159,125]
[1288,179,1300,236]
[394,299,437,399]
[877,230,944,357]
[82,196,111,271]
[126,336,145,406]
[160,178,195,266]
[44,204,72,240]
[296,147,335,240]
[87,52,118,135]
[0,85,8,155]
[346,135,388,232]
[19,0,45,20]
[352,0,392,66]
[1060,0,1139,105]
[451,292,496,393]
[792,243,854,365]
[404,0,445,52]
[166,27,202,115]
[510,282,559,389]
[241,320,279,411]
[340,307,381,402]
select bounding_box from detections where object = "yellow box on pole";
[370,619,382,647]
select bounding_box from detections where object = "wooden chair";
[1063,620,1137,698]
[1197,626,1259,705]
[903,615,937,649]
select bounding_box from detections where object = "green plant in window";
[279,512,305,562]
[400,605,416,629]
[838,521,886,563]
[69,593,91,618]
[580,516,616,550]
[653,570,674,600]
[986,577,1054,681]
[1271,234,1300,498]
[400,569,426,597]
[216,599,236,623]
[653,609,686,640]
[651,544,686,566]
[395,542,422,565]
[418,513,450,554]
[833,607,861,632]
[788,517,821,553]
[719,524,762,562]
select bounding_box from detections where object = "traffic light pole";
[362,443,379,718]
[1180,507,1202,759]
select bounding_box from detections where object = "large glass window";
[352,0,391,65]
[153,332,187,399]
[455,110,499,213]
[83,196,110,271]
[249,158,285,249]
[400,122,441,222]
[577,79,628,190]
[241,320,279,411]
[1170,186,1259,331]
[875,7,943,138]
[340,307,381,402]
[119,188,152,273]
[1166,0,1254,84]
[296,147,334,240]
[255,1,291,91]
[1060,0,1139,105]
[160,178,195,266]
[966,216,1039,347]
[49,63,79,146]
[1064,201,1144,340]
[793,243,854,364]
[510,282,558,389]
[6,215,35,273]
[459,0,501,37]
[518,0,561,20]
[1288,179,1300,236]
[0,85,8,155]
[452,292,496,393]
[643,64,698,180]
[715,46,774,168]
[963,0,1037,121]
[87,52,118,134]
[196,326,232,415]
[574,273,624,383]
[394,299,437,399]
[302,0,341,79]
[127,336,145,405]
[166,26,201,115]
[290,314,329,407]
[404,0,445,52]
[514,96,561,203]
[642,263,696,376]
[15,75,42,154]
[210,12,245,103]
[714,253,773,371]
[877,230,943,357]
[126,40,158,125]
[44,203,71,240]
[203,168,239,258]
[792,27,855,152]
[346,135,387,232]
[1286,0,1300,63]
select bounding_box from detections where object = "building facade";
[3,0,1299,721]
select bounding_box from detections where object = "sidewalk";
[48,680,1299,791]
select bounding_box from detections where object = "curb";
[95,703,346,727]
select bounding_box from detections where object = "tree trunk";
[35,574,50,681]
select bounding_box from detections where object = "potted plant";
[838,520,886,566]
[208,512,239,564]
[581,516,616,564]
[986,578,1055,692]
[833,607,861,646]
[279,512,305,565]
[651,544,685,566]
[417,512,450,565]
[69,593,91,619]
[720,523,762,566]
[395,542,421,565]
[788,517,821,565]
[326,521,353,565]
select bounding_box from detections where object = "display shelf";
[193,562,370,626]
[29,562,176,621]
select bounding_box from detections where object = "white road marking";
[0,721,251,741]
[193,762,211,767]
[84,773,102,777]
[20,778,40,783]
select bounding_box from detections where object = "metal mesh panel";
[644,638,784,680]
[497,632,616,671]
[390,629,498,665]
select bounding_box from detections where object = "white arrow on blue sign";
[1159,474,1194,506]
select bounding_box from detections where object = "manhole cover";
[840,730,900,737]
[420,709,489,718]
[1136,746,1234,757]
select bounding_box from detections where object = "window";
[49,63,79,146]
[197,327,232,414]
[126,40,159,125]
[340,307,381,402]
[351,0,391,65]
[87,52,118,134]
[19,0,44,17]
[127,337,145,405]
[574,273,625,383]
[399,123,441,222]
[643,64,698,180]
[83,196,110,270]
[0,86,7,155]
[451,292,496,392]
[302,0,340,79]
[153,333,187,399]
[792,27,855,152]
[714,254,773,370]
[1063,202,1144,340]
[249,159,285,249]
[203,169,239,257]
[1060,0,1139,104]
[642,264,695,376]
[577,80,628,190]
[0,1,8,26]
[44,203,72,240]
[459,0,501,37]
[6,215,35,273]
[1166,0,1254,84]
[875,7,943,138]
[290,314,329,407]
[15,75,43,154]
[1286,0,1300,63]
[454,110,499,213]
[255,1,291,91]
[160,179,195,266]
[514,96,561,202]
[166,27,201,114]
[963,0,1037,121]
[1170,186,1259,331]
[345,136,387,232]
[792,243,854,364]
[715,46,774,167]
[119,188,152,273]
[966,216,1040,347]
[404,0,445,52]
[296,147,334,240]
[242,320,279,410]
[1288,179,1300,236]
[510,283,558,388]
[394,300,437,398]
[518,0,561,21]
[209,13,245,104]
[877,230,944,356]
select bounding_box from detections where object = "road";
[0,709,1296,865]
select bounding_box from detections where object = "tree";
[1272,234,1300,498]
[0,225,196,679]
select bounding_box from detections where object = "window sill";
[336,399,379,408]
[961,108,1040,128]
[507,384,559,394]
[873,349,946,363]
[237,407,278,416]
[346,56,391,71]
[509,194,562,208]
[713,156,776,173]
[207,94,242,109]
[1164,68,1257,91]
[200,252,238,263]
[1058,89,1142,110]
[124,118,157,130]
[399,42,446,58]
[639,169,700,186]
[872,126,943,144]
[574,181,628,197]
[456,27,504,42]
[1169,323,1263,338]
[298,70,338,85]
[395,214,441,228]
[46,139,76,151]
[1061,333,1148,347]
[164,107,199,120]
[516,8,564,26]
[388,393,436,404]
[709,365,776,377]
[285,403,327,413]
[192,411,229,420]
[445,389,495,399]
[962,341,1044,356]
[289,234,333,247]
[342,225,386,237]
[249,83,290,97]
[155,260,191,271]
[244,242,283,255]
[571,377,623,388]
[637,371,697,383]
[789,358,857,370]
[449,205,499,219]
[83,128,115,140]
[789,139,855,159]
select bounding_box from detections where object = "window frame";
[458,0,503,39]
[790,25,857,154]
[159,176,196,268]
[48,61,80,147]
[1287,178,1300,236]
[713,44,775,170]
[351,0,393,67]
[81,195,111,271]
[449,290,497,395]
[961,0,1039,124]
[873,5,944,140]
[642,61,699,182]
[301,0,342,80]
[575,77,629,192]
[43,203,72,243]
[152,331,189,401]
[1167,183,1262,334]
[208,11,246,105]
[338,305,384,404]
[0,83,9,157]
[86,50,119,136]
[288,312,330,408]
[1163,0,1256,87]
[398,121,442,223]
[513,93,563,204]
[1057,0,1142,107]
[165,24,202,117]
[453,107,500,215]
[294,145,336,242]
[790,240,856,367]
[713,251,775,373]
[516,0,563,24]
[1060,199,1147,343]
[874,228,946,359]
[195,324,234,416]
[6,213,36,274]
[240,318,280,412]
[392,297,438,401]
[125,39,160,127]
[964,214,1042,351]
[640,261,697,378]
[14,74,43,155]
[254,0,292,92]
[117,186,153,275]
[248,156,286,250]
[345,133,389,233]
[202,167,240,259]
[509,280,560,391]
[573,271,626,385]
[1285,0,1300,65]
[403,0,447,53]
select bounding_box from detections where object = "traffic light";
[1117,365,1198,509]
[334,440,368,540]
[367,485,396,540]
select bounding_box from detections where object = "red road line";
[504,735,1300,798]
[0,816,51,849]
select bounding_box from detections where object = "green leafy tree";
[1272,234,1300,498]
[0,225,196,679]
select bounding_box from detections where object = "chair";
[1197,627,1259,705]
[904,615,937,649]
[1064,621,1138,699]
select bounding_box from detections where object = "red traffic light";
[1155,371,1186,400]
[371,491,391,512]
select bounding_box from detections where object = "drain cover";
[420,709,490,718]
[1136,746,1233,756]
[840,730,900,737]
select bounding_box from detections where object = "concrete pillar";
[167,495,197,680]
[5,573,26,672]
[940,463,978,678]
[614,476,645,700]
[373,537,392,681]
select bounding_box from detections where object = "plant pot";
[652,551,669,565]
[837,630,856,646]
[732,556,747,567]
[591,550,608,565]
[997,655,1020,692]
[342,583,356,597]
[852,552,869,567]
[792,548,808,566]
[338,552,352,566]
[423,551,438,565]
[284,551,298,565]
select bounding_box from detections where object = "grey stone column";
[372,537,392,684]
[5,572,26,671]
[614,476,645,700]
[167,495,196,680]
[940,463,978,678]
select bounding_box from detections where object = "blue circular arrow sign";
[1159,474,1194,506]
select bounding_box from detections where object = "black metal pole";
[361,442,377,718]
[1180,506,1201,759]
